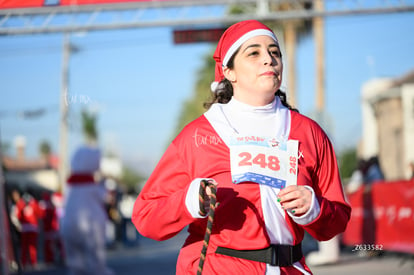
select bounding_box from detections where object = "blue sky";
[1,9,413,173]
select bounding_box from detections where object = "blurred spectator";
[345,156,383,258]
[346,156,384,194]
[103,178,121,249]
[7,188,23,272]
[364,156,384,184]
[346,159,367,194]
[38,191,64,265]
[9,188,22,234]
[15,190,41,268]
[360,156,383,256]
[60,145,114,275]
[409,161,414,179]
[118,190,139,247]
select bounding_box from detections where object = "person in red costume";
[38,191,64,265]
[15,190,41,268]
[132,20,351,275]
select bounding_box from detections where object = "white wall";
[360,78,393,159]
[402,83,414,179]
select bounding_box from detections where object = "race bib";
[229,136,298,189]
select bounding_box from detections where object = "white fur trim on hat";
[210,81,227,93]
[222,29,278,67]
[210,81,219,93]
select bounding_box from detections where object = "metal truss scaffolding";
[1,0,414,35]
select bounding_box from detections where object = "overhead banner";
[342,179,414,254]
[0,0,44,9]
[60,0,175,5]
[173,27,226,44]
[0,0,175,9]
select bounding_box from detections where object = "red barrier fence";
[342,179,414,254]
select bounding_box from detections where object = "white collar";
[227,96,280,114]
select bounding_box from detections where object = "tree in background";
[39,140,52,168]
[39,140,51,158]
[81,109,98,144]
[338,147,358,180]
[173,52,216,138]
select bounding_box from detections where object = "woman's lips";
[260,71,278,76]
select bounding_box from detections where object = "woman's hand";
[277,185,312,216]
[200,179,218,215]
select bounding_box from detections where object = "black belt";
[216,243,302,267]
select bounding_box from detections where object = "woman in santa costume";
[38,191,65,265]
[60,145,114,275]
[132,20,351,275]
[15,190,41,268]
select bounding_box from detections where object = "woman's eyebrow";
[242,43,279,53]
[242,44,260,53]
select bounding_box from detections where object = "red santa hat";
[211,20,279,92]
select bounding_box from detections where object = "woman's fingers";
[201,179,218,214]
[205,179,218,196]
[277,185,312,215]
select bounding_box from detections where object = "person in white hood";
[60,145,113,275]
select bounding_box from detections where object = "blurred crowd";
[4,178,139,273]
[6,186,65,271]
[346,156,384,194]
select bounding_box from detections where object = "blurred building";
[361,69,414,180]
[2,136,59,193]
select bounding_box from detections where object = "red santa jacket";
[38,193,59,233]
[16,197,41,233]
[133,110,351,274]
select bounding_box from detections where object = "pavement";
[10,230,414,275]
[309,251,414,275]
